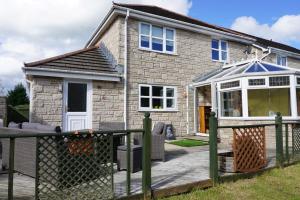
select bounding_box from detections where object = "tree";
[7,83,29,106]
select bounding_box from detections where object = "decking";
[0,142,276,199]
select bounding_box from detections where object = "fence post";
[8,138,15,200]
[285,124,289,164]
[142,112,152,199]
[209,112,218,185]
[275,112,284,168]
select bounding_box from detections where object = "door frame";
[62,79,93,131]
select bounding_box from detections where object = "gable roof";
[113,3,300,55]
[24,46,119,74]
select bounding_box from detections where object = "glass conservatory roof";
[193,59,296,84]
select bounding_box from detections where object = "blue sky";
[189,0,300,48]
[190,0,300,27]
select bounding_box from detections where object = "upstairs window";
[139,22,175,53]
[277,55,287,66]
[211,39,228,62]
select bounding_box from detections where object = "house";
[23,3,300,140]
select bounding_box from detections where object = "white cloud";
[231,15,300,46]
[0,0,192,92]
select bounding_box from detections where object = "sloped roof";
[193,59,297,84]
[24,46,119,74]
[114,3,300,55]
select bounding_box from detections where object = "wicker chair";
[133,122,165,161]
[99,122,125,163]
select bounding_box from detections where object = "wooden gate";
[232,126,267,172]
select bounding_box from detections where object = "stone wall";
[92,80,124,129]
[31,77,63,127]
[121,18,251,135]
[0,97,7,125]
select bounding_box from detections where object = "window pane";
[68,83,87,112]
[167,99,175,108]
[248,79,265,86]
[221,51,227,61]
[152,86,163,97]
[220,80,240,89]
[166,29,174,40]
[269,76,290,86]
[152,98,163,109]
[166,40,174,52]
[166,88,174,97]
[282,57,287,66]
[141,23,150,35]
[277,56,281,65]
[140,86,149,96]
[141,98,150,108]
[211,39,219,49]
[297,88,300,116]
[248,88,291,116]
[221,90,242,117]
[141,36,150,48]
[152,38,163,51]
[221,41,227,50]
[212,50,219,60]
[152,26,163,38]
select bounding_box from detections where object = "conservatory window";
[220,90,242,117]
[248,88,291,116]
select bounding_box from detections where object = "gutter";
[23,67,122,82]
[269,47,300,59]
[124,10,130,130]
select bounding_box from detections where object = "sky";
[0,0,299,93]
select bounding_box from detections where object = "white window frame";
[211,39,229,62]
[276,54,288,66]
[217,75,298,120]
[139,84,178,112]
[139,22,176,54]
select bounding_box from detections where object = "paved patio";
[0,140,276,199]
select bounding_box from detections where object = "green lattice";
[292,126,300,158]
[36,133,114,200]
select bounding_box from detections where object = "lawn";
[169,139,208,147]
[162,163,300,200]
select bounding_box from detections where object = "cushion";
[8,122,19,129]
[0,119,3,127]
[152,122,165,135]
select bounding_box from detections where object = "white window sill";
[138,47,178,56]
[139,109,179,112]
[212,59,229,64]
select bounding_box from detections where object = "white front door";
[63,80,92,131]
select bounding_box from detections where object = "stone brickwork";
[92,81,124,129]
[0,96,7,122]
[120,18,251,134]
[31,77,63,127]
[96,17,122,66]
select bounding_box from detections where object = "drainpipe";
[186,85,189,135]
[260,48,271,60]
[124,10,130,130]
[26,79,33,123]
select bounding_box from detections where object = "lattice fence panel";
[36,133,113,200]
[292,125,300,157]
[232,126,267,173]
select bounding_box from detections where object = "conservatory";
[192,59,300,133]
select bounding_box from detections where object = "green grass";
[169,139,208,147]
[162,163,300,200]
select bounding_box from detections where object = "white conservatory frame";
[192,59,300,121]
